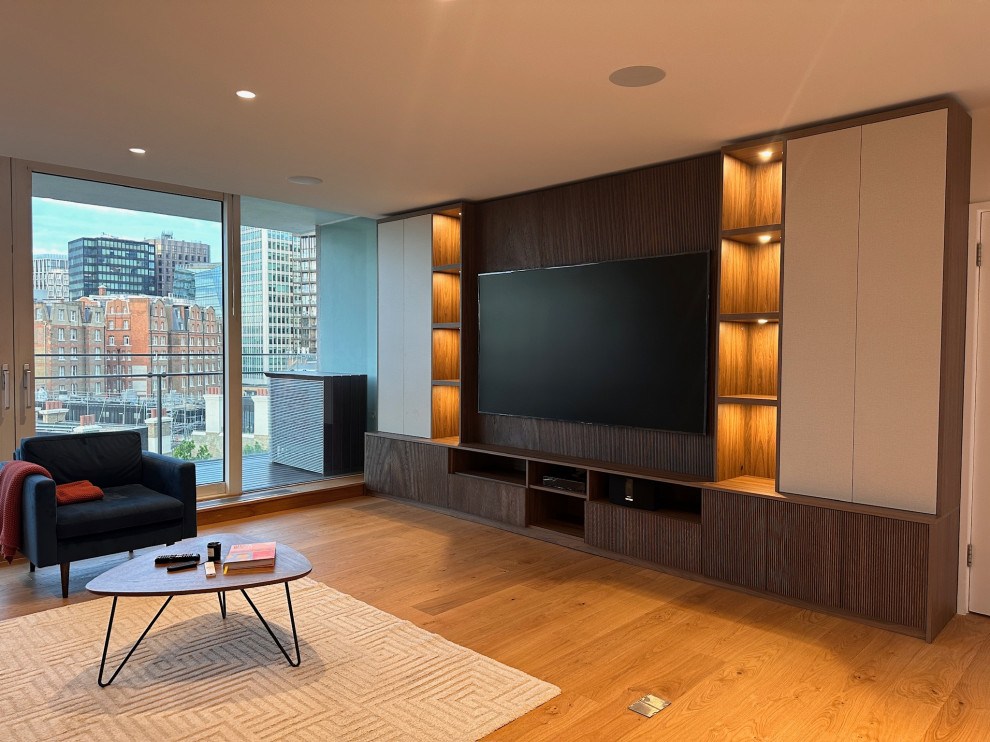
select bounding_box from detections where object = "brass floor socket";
[628,694,670,718]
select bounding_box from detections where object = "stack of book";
[222,541,276,574]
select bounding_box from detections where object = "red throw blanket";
[0,461,53,563]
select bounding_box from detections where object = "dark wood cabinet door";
[586,501,701,573]
[364,434,449,508]
[842,512,928,630]
[766,500,842,608]
[702,489,769,589]
[447,475,527,527]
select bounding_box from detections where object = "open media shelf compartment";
[528,461,588,497]
[529,488,585,539]
[449,448,526,487]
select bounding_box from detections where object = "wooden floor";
[3,495,990,741]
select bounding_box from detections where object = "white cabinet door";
[402,215,433,438]
[779,127,862,501]
[376,220,405,434]
[853,110,947,513]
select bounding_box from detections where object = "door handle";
[2,364,8,410]
[23,364,32,410]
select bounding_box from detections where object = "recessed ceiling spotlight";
[758,234,772,243]
[759,149,774,160]
[608,65,666,88]
[236,90,256,99]
[287,175,323,185]
[129,148,146,155]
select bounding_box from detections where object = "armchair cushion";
[19,431,143,487]
[55,484,184,540]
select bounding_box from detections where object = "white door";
[970,209,990,615]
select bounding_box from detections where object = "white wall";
[971,104,990,203]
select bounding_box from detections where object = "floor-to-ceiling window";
[3,162,377,502]
[9,166,229,497]
[238,198,376,493]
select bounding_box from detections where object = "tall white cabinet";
[377,215,433,438]
[377,209,462,440]
[779,107,962,514]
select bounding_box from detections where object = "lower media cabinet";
[364,432,959,642]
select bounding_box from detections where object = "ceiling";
[2,1,989,219]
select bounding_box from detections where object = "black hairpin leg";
[218,590,227,618]
[98,595,173,687]
[239,583,300,667]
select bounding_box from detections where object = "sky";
[32,198,223,263]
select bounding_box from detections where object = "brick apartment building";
[36,293,221,401]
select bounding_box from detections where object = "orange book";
[223,541,276,572]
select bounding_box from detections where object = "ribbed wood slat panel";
[469,153,720,477]
[842,513,928,629]
[364,434,449,508]
[702,489,768,589]
[270,377,324,473]
[585,501,701,573]
[766,500,842,608]
[448,475,527,527]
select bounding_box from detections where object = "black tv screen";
[478,252,710,434]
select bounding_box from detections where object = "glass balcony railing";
[33,351,323,495]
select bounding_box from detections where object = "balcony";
[33,351,347,497]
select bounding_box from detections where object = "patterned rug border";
[0,576,560,741]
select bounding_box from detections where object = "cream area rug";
[1,578,559,741]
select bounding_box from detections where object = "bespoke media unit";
[368,97,971,642]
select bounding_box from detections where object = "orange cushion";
[55,480,104,506]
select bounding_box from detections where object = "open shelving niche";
[717,138,783,492]
[448,445,704,541]
[431,209,462,440]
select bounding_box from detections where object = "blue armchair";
[11,430,197,597]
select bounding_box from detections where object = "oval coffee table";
[86,533,312,687]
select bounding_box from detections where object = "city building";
[149,231,210,297]
[33,298,105,398]
[171,265,196,300]
[32,253,69,301]
[294,233,318,355]
[187,263,223,309]
[240,227,301,382]
[67,236,155,299]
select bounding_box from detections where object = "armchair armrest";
[20,473,58,568]
[142,452,197,538]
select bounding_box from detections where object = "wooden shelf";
[431,385,459,439]
[529,483,587,499]
[529,520,585,540]
[432,322,460,329]
[720,312,779,323]
[432,380,460,386]
[454,469,527,487]
[722,225,782,243]
[718,394,778,406]
[432,263,461,274]
[718,321,778,398]
[711,475,778,497]
[723,139,783,166]
[452,442,707,486]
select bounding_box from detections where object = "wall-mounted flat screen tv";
[478,252,710,434]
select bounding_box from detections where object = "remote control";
[155,553,200,565]
[166,560,199,572]
[204,562,216,577]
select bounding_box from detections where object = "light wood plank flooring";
[2,495,989,741]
